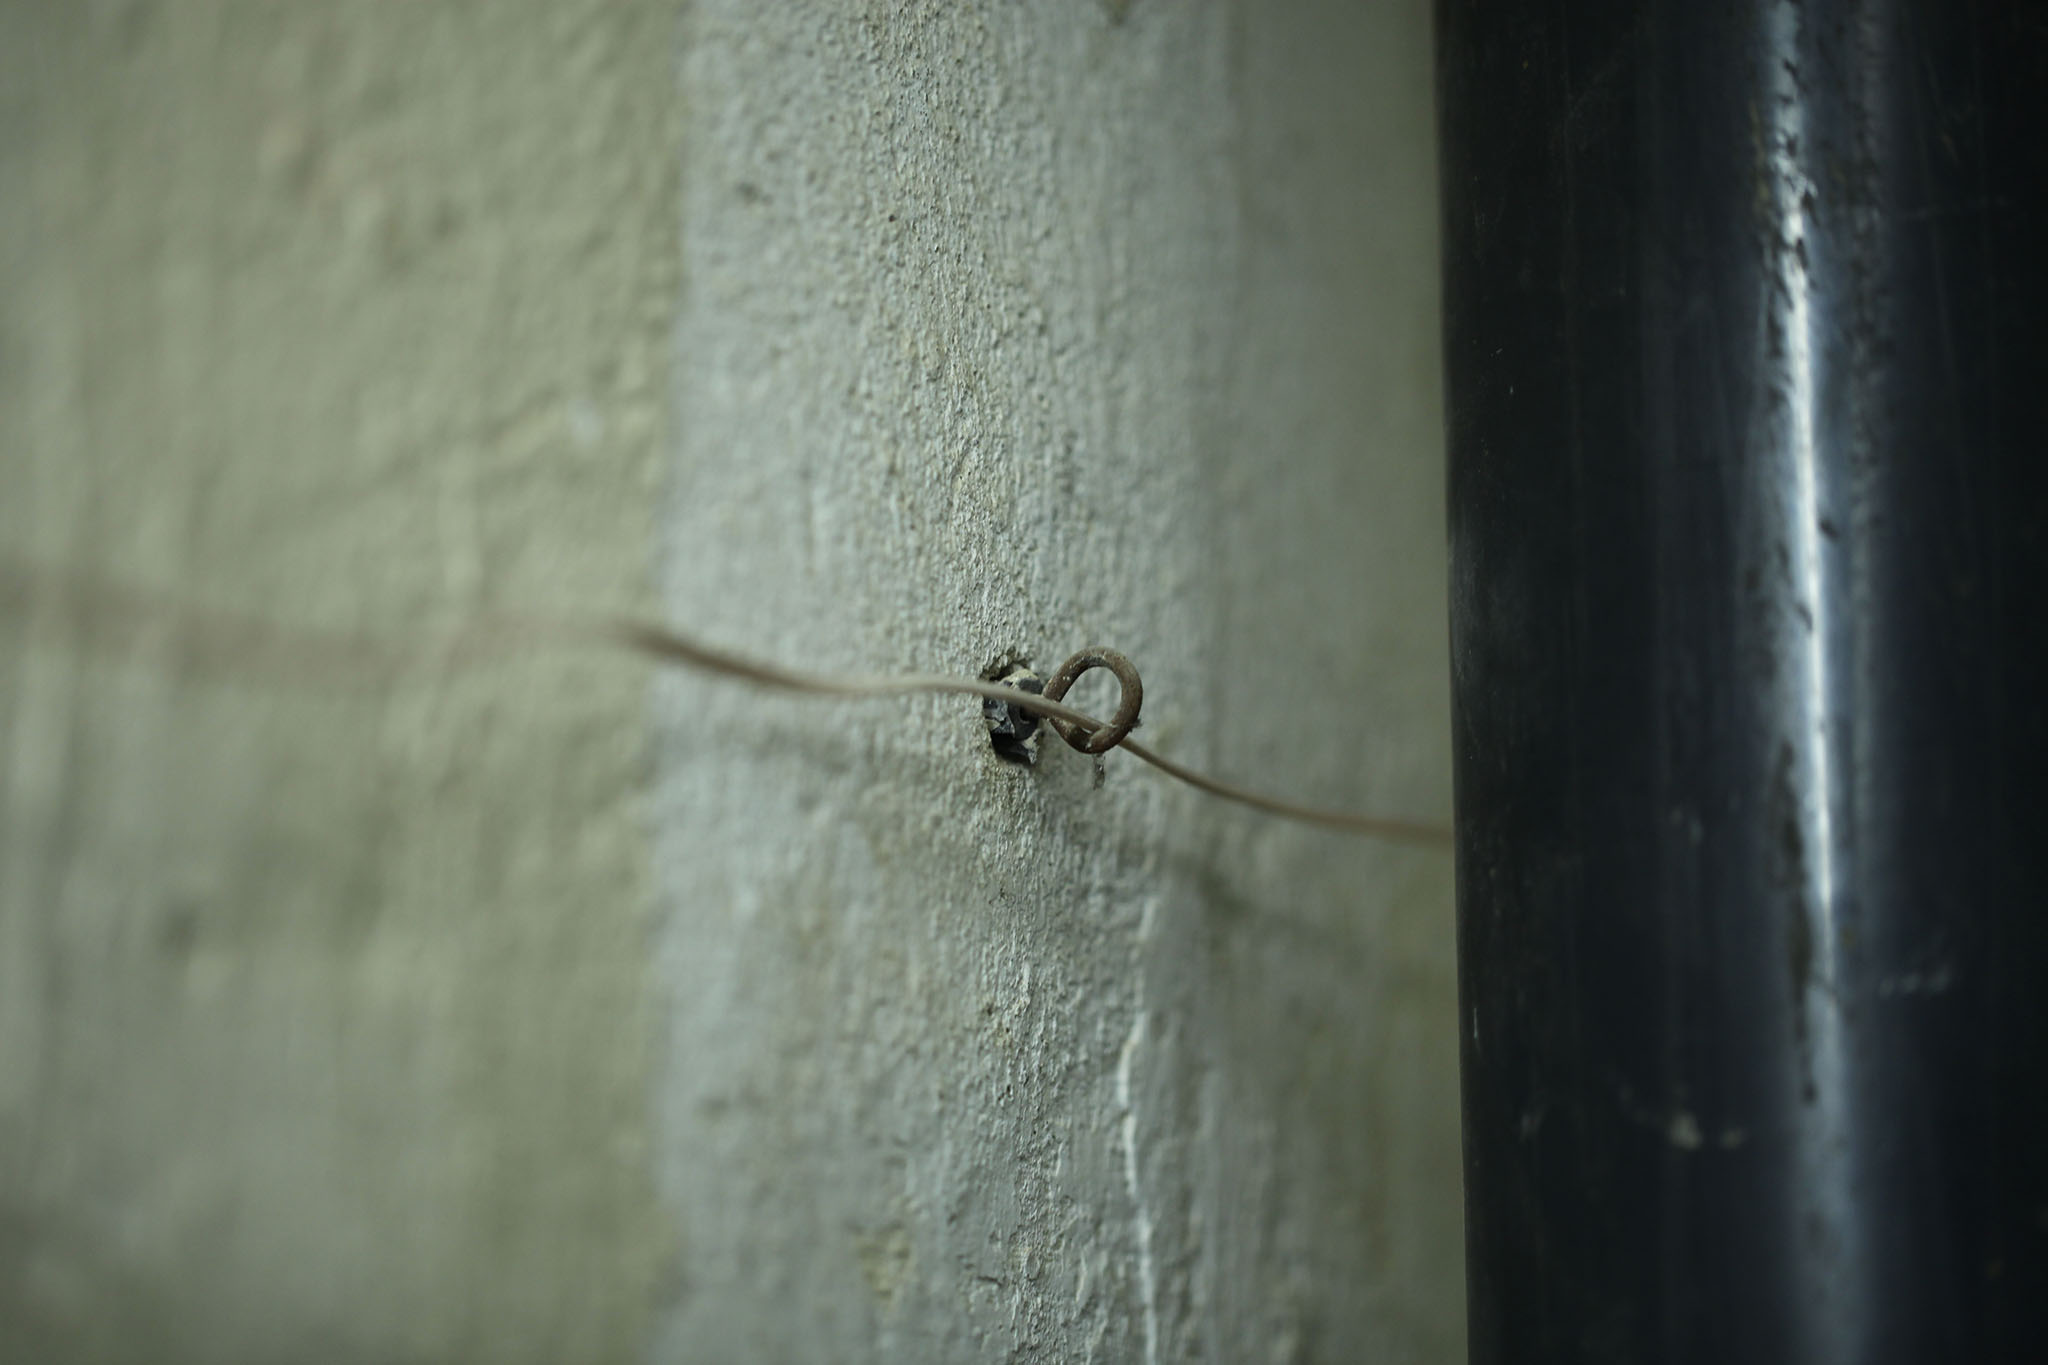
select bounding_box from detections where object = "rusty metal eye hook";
[1039,647,1143,755]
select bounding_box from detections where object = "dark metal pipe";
[1438,2,2048,1361]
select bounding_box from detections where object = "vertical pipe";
[1437,2,2048,1361]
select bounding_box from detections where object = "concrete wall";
[1,2,1458,1361]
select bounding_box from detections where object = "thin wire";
[591,620,1452,846]
[1,553,1453,847]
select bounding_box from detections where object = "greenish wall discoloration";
[0,4,680,1360]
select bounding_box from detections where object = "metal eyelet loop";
[1039,647,1143,755]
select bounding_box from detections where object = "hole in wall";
[979,652,1043,765]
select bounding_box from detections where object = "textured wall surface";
[0,3,679,1360]
[654,1,1458,1360]
[0,2,1458,1362]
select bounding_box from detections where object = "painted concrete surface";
[1,2,1459,1362]
[0,4,678,1361]
[653,2,1459,1361]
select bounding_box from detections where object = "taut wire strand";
[1,553,1452,847]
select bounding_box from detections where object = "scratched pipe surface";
[1440,1,2048,1361]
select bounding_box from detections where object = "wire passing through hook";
[1038,647,1143,755]
[967,643,1448,847]
[0,552,1453,847]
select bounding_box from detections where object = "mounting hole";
[980,653,1044,766]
